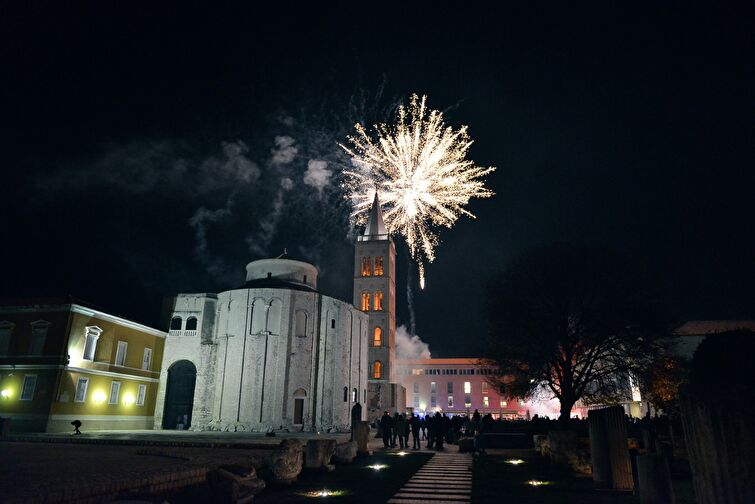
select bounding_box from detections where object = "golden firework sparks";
[341,94,495,288]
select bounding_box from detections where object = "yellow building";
[0,300,165,432]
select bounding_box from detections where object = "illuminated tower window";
[373,360,383,379]
[374,256,384,276]
[373,327,382,346]
[361,292,370,311]
[361,257,372,276]
[374,291,383,311]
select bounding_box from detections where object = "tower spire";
[364,192,387,238]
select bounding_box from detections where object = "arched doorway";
[293,388,307,426]
[162,360,197,430]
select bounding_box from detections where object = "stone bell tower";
[353,193,402,414]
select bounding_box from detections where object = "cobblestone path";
[388,451,473,503]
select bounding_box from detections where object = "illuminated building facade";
[0,300,165,432]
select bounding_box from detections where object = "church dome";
[245,256,318,290]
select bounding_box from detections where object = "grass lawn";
[161,448,432,504]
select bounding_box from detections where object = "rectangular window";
[373,291,383,311]
[374,256,384,276]
[430,396,436,408]
[361,257,372,276]
[83,331,100,361]
[464,381,471,394]
[29,326,47,355]
[430,381,436,394]
[108,381,121,404]
[465,395,472,408]
[413,394,419,408]
[20,375,37,401]
[142,347,152,370]
[74,377,89,403]
[483,396,489,407]
[500,399,507,408]
[482,382,488,393]
[115,341,128,366]
[447,382,453,393]
[136,384,147,406]
[413,382,419,393]
[448,395,454,408]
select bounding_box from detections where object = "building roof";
[396,358,482,366]
[674,320,755,336]
[364,192,387,238]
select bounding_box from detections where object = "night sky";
[2,4,753,357]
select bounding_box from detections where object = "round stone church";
[154,254,370,432]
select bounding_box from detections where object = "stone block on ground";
[304,439,337,471]
[207,464,266,504]
[332,441,357,463]
[547,430,578,466]
[266,439,303,484]
[353,421,371,456]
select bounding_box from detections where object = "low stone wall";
[46,415,154,433]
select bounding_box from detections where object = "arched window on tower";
[170,317,182,332]
[185,317,198,331]
[295,310,308,337]
[374,256,384,276]
[343,386,348,402]
[361,257,371,276]
[373,360,383,379]
[373,327,382,347]
[361,292,370,312]
[374,291,383,311]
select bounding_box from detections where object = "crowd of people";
[376,409,491,453]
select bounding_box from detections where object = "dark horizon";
[2,4,753,357]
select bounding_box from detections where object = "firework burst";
[341,93,495,288]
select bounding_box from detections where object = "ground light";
[1,389,10,399]
[300,489,346,498]
[389,451,409,456]
[367,464,388,471]
[526,480,552,487]
[505,459,525,465]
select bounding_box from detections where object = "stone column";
[588,406,635,491]
[589,409,612,489]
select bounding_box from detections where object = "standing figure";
[71,419,82,435]
[391,412,399,447]
[434,412,445,450]
[396,414,407,448]
[380,411,392,448]
[410,414,421,449]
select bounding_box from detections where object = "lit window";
[361,257,372,276]
[430,381,436,394]
[374,256,384,276]
[109,381,121,404]
[448,395,454,408]
[464,381,471,394]
[482,382,488,393]
[465,395,471,408]
[142,348,152,370]
[373,327,382,346]
[361,292,370,311]
[374,291,383,311]
[352,388,357,402]
[136,384,147,406]
[74,377,89,403]
[20,375,37,401]
[500,400,507,408]
[115,341,128,366]
[483,396,489,407]
[83,326,102,361]
[520,399,526,406]
[373,361,383,379]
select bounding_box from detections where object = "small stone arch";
[162,360,197,429]
[292,388,307,425]
[169,316,182,331]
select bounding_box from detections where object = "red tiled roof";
[674,320,755,336]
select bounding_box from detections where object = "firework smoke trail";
[341,93,495,288]
[406,255,417,335]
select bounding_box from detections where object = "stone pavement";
[388,451,473,504]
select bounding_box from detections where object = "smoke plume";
[395,324,432,359]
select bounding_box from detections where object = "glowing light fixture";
[93,391,107,404]
[367,464,388,471]
[301,489,345,498]
[396,451,408,456]
[505,459,525,465]
[123,393,135,406]
[526,480,551,487]
[1,389,10,399]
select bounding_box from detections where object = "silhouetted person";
[420,417,427,440]
[396,414,407,448]
[410,414,421,449]
[380,411,392,448]
[71,419,82,435]
[426,415,434,448]
[434,412,445,450]
[472,409,481,423]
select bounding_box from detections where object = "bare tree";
[483,243,667,421]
